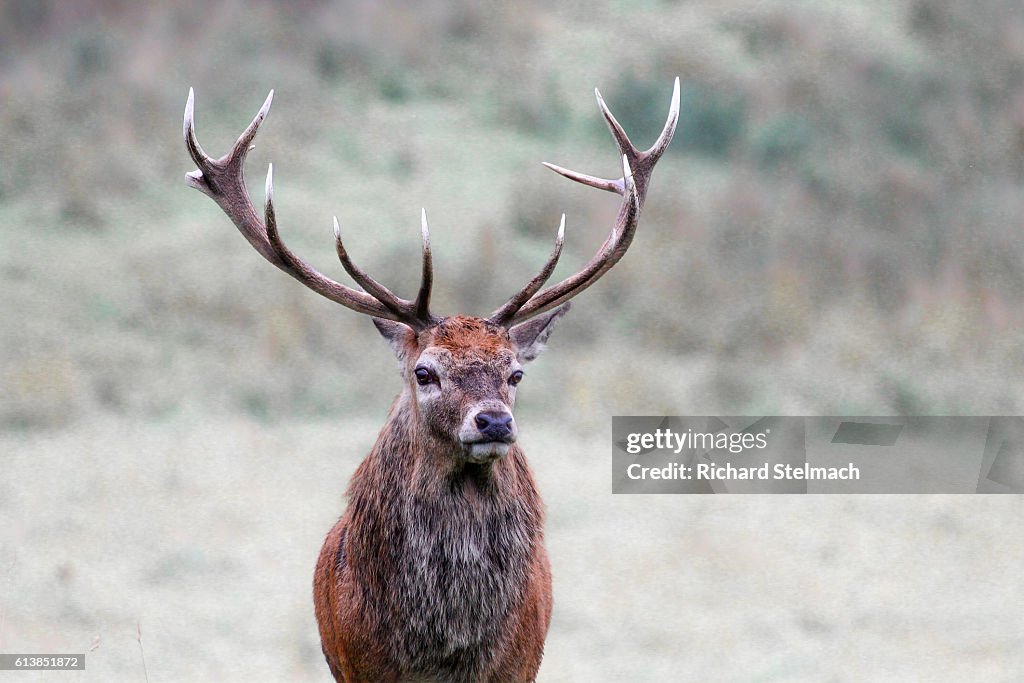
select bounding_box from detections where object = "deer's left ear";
[508,303,571,363]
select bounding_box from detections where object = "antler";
[183,88,438,330]
[488,78,680,327]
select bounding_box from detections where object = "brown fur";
[428,317,511,356]
[314,317,553,682]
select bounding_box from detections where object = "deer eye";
[508,370,524,386]
[414,367,437,386]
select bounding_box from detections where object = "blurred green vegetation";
[3,0,1024,431]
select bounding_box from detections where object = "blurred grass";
[4,1,1024,430]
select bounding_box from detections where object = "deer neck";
[344,391,545,676]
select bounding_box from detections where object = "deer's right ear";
[372,318,417,362]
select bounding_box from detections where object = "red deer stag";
[183,79,679,682]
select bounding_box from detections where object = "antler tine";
[183,88,212,172]
[231,89,275,160]
[332,216,409,318]
[184,88,437,330]
[595,87,636,159]
[644,76,681,162]
[540,163,625,196]
[488,214,565,326]
[415,209,434,322]
[494,79,676,327]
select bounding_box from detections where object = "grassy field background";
[2,0,1024,680]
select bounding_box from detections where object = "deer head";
[182,80,679,464]
[369,313,569,463]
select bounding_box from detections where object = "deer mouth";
[464,440,512,462]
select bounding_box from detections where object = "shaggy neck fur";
[344,390,545,682]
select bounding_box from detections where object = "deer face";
[375,310,569,463]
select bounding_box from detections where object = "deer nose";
[474,410,515,442]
